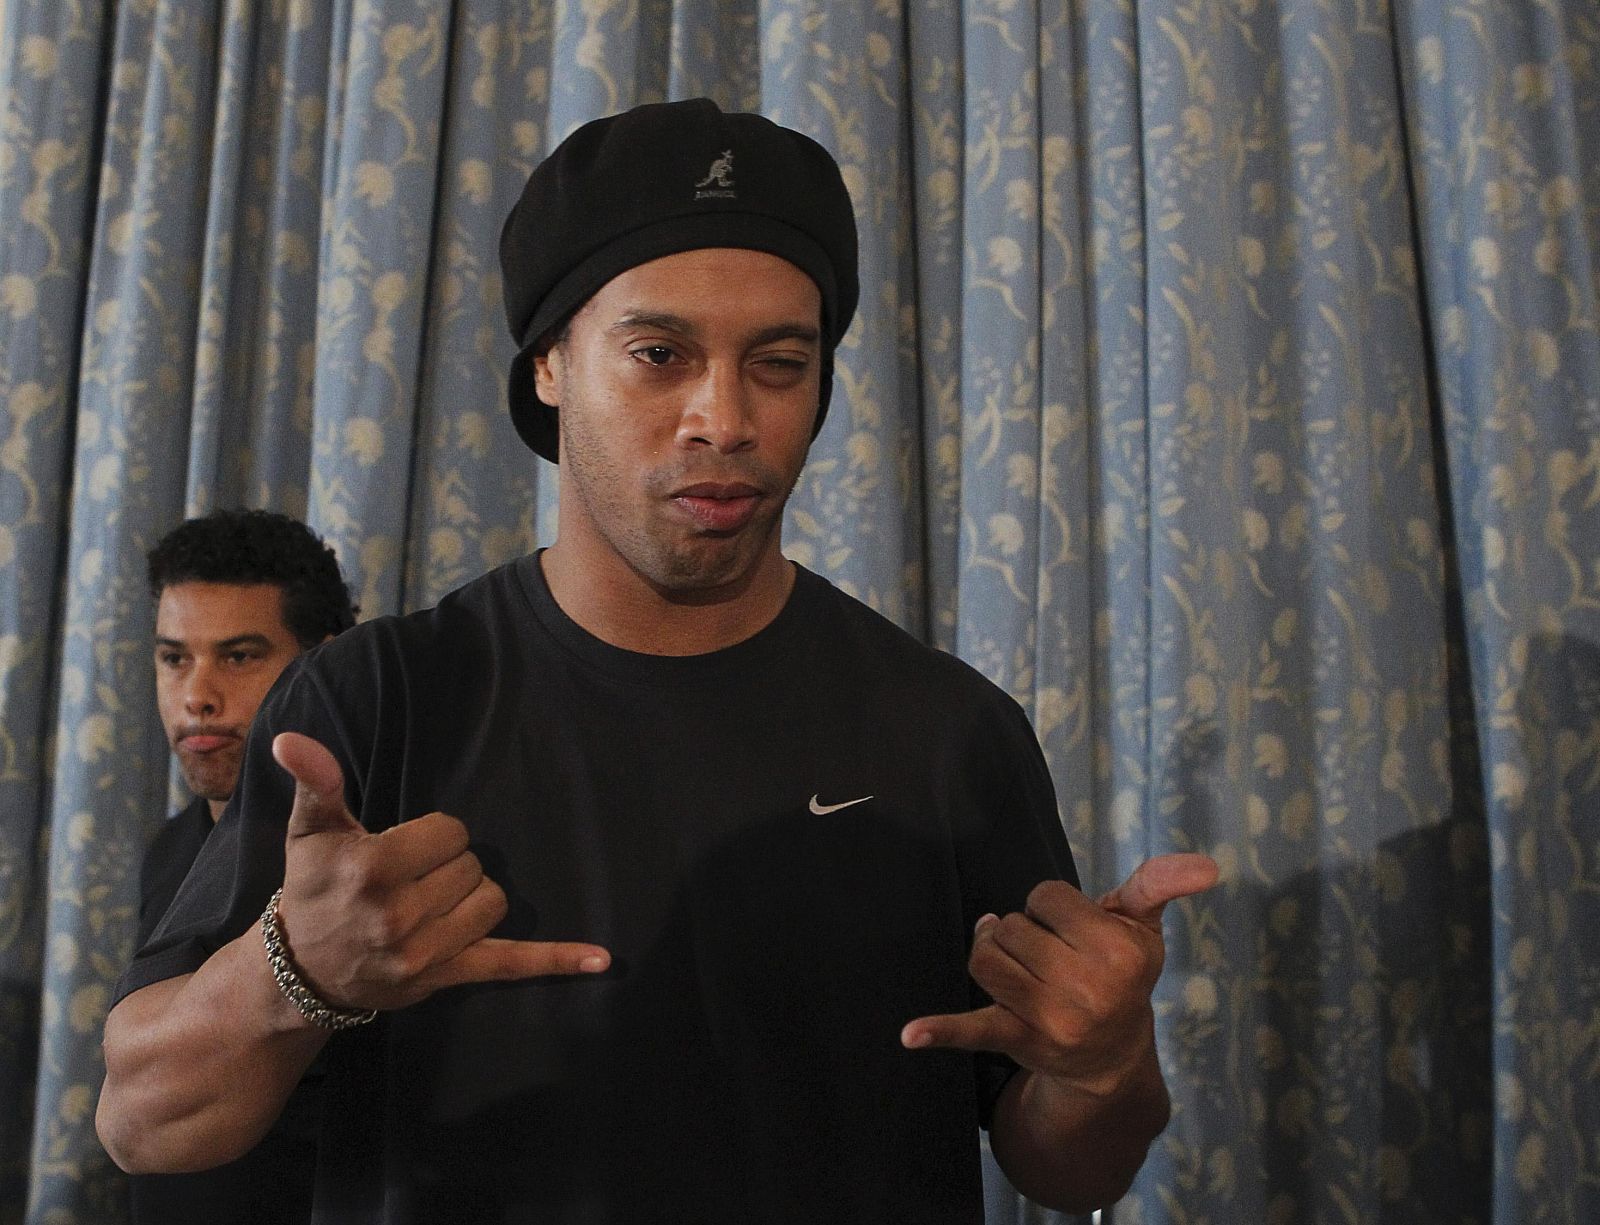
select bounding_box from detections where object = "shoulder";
[139,798,212,883]
[294,557,531,681]
[242,559,535,755]
[136,797,213,932]
[795,567,1032,732]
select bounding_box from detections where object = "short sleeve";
[956,690,1079,1129]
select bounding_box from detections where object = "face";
[154,582,304,816]
[534,247,823,596]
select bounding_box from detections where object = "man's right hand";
[271,731,610,1013]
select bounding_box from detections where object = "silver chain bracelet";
[260,887,378,1031]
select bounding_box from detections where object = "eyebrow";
[609,311,821,347]
[154,633,276,652]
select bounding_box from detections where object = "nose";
[676,361,755,454]
[182,661,222,718]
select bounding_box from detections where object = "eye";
[751,353,811,385]
[157,651,183,667]
[631,345,679,367]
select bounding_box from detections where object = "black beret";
[499,98,859,462]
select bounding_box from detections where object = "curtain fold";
[1394,4,1600,1218]
[1,2,1596,1222]
[1,0,120,1216]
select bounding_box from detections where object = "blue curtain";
[2,1,1597,1222]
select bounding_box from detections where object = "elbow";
[96,1110,144,1174]
[1039,1159,1146,1215]
[1034,1092,1167,1211]
[993,1061,1171,1213]
[1008,1156,1144,1217]
[97,1021,143,1171]
[95,1075,248,1175]
[96,1048,182,1174]
[97,1008,223,1174]
[98,1010,166,1172]
[1009,1132,1161,1214]
[95,1075,157,1174]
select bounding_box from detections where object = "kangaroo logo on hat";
[694,150,736,199]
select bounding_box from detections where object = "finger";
[968,916,1107,1045]
[371,812,473,884]
[900,1003,1026,1055]
[425,938,612,990]
[405,875,508,966]
[275,732,363,839]
[1019,878,1100,946]
[1098,853,1220,927]
[965,944,1060,1039]
[388,850,486,935]
[985,911,1075,989]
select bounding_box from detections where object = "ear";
[533,345,564,409]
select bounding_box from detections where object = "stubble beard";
[175,745,241,804]
[559,410,800,595]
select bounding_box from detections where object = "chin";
[657,548,768,593]
[177,764,239,805]
[627,530,770,591]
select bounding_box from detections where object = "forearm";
[988,1024,1171,1212]
[97,929,330,1173]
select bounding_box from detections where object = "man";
[142,509,359,940]
[99,100,1217,1221]
[131,508,356,1223]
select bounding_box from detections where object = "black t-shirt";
[130,799,319,1225]
[137,796,213,946]
[117,557,1077,1224]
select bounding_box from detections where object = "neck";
[539,542,796,656]
[206,797,226,823]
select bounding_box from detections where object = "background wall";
[1,1,1597,1222]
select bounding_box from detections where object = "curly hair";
[147,509,358,647]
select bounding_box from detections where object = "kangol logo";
[694,149,737,199]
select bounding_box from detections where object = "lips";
[177,731,240,754]
[670,482,763,533]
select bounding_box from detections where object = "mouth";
[177,730,241,755]
[669,482,764,533]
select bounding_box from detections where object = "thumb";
[1098,852,1219,928]
[274,732,362,839]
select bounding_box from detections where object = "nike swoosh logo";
[809,794,874,815]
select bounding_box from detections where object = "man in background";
[132,507,355,1223]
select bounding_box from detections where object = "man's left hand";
[900,853,1218,1098]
